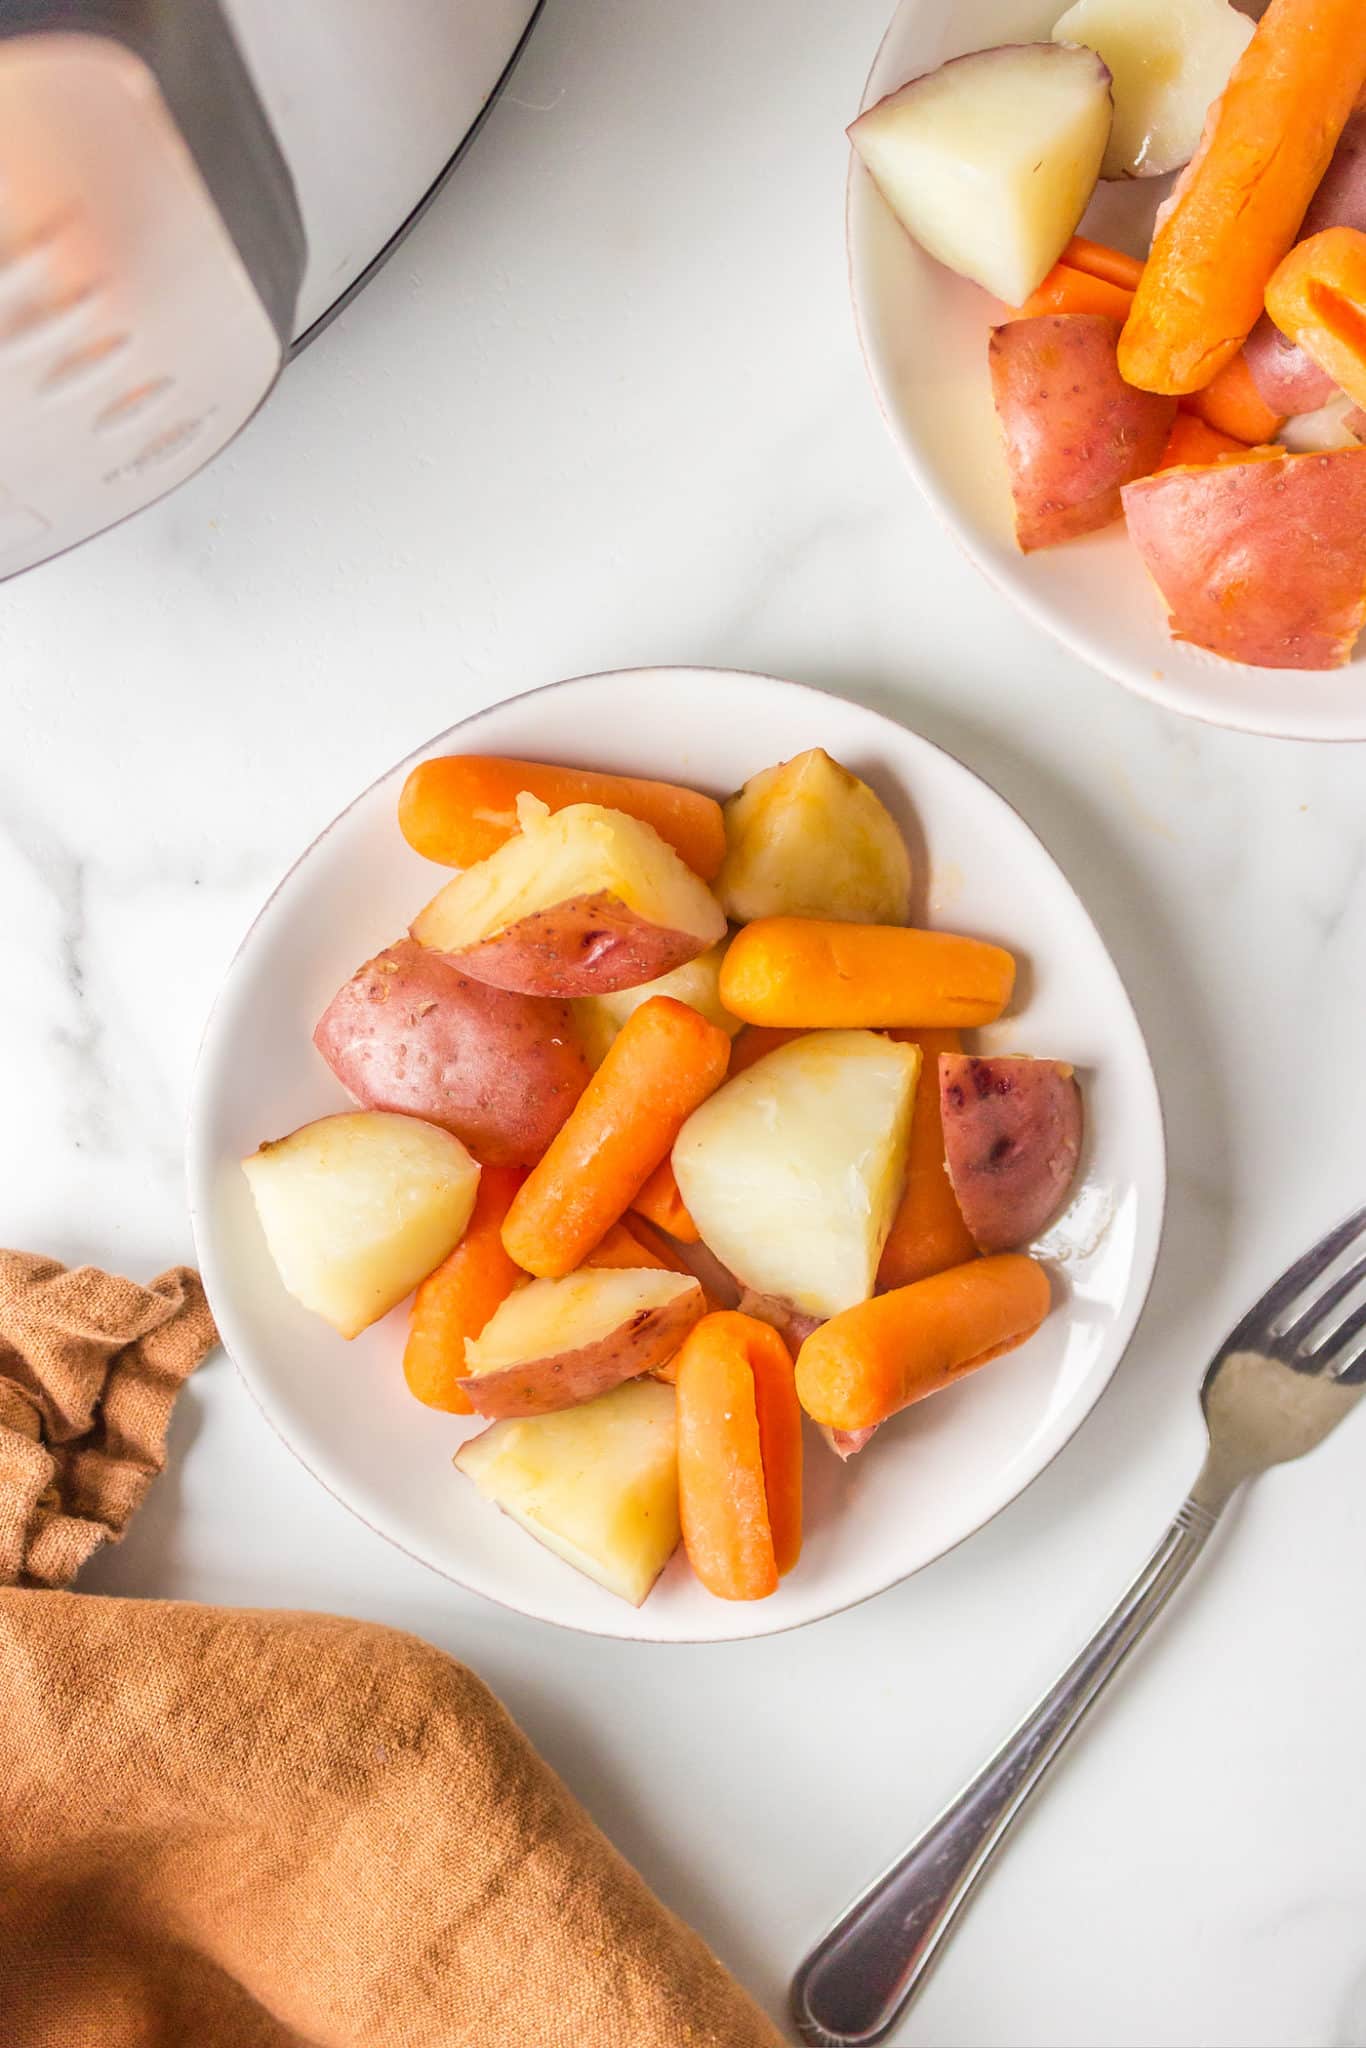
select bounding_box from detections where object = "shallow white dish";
[189,666,1166,1641]
[849,0,1366,742]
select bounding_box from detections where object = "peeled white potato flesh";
[849,43,1113,306]
[573,941,741,1068]
[410,797,726,992]
[673,1030,920,1320]
[455,1377,681,1607]
[1052,0,1253,180]
[716,748,912,925]
[242,1111,480,1339]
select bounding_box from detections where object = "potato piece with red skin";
[411,798,725,998]
[990,315,1177,551]
[458,1267,705,1418]
[313,940,588,1168]
[1122,446,1366,668]
[940,1055,1083,1254]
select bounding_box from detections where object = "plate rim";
[846,0,1366,745]
[187,663,1169,1642]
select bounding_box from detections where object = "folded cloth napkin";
[0,1252,785,2048]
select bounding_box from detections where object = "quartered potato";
[673,1030,920,1320]
[455,1377,682,1606]
[242,1111,480,1339]
[459,1266,705,1416]
[715,749,911,925]
[410,796,726,998]
[573,942,741,1069]
[939,1054,1083,1253]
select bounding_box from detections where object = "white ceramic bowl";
[849,0,1366,741]
[188,667,1166,1641]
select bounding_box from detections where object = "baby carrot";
[1119,0,1366,394]
[502,997,731,1278]
[1016,264,1134,323]
[1156,414,1249,471]
[726,1025,809,1077]
[877,1029,979,1291]
[398,755,725,880]
[583,1219,673,1273]
[1265,226,1366,410]
[746,1321,803,1577]
[1179,352,1284,445]
[403,1166,526,1412]
[719,919,1015,1030]
[676,1312,803,1599]
[795,1256,1051,1433]
[1061,237,1145,293]
[630,1155,700,1243]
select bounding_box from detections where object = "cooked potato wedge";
[242,1112,480,1339]
[715,749,911,925]
[673,1030,920,1321]
[411,797,726,998]
[314,939,588,1166]
[940,1055,1083,1253]
[455,1377,680,1606]
[459,1266,705,1416]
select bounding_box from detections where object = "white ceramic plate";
[189,667,1166,1641]
[849,0,1366,741]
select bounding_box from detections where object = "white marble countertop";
[3,2,1365,2042]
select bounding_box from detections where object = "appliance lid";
[223,0,543,341]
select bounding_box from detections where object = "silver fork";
[791,1206,1366,2048]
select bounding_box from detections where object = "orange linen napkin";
[0,1251,785,2048]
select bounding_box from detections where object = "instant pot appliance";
[0,0,543,579]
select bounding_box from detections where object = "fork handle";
[790,1495,1222,2047]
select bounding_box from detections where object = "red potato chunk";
[989,315,1177,551]
[314,940,588,1168]
[940,1055,1083,1255]
[1122,446,1366,669]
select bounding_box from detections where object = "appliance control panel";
[0,29,292,579]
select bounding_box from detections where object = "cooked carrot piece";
[398,755,726,880]
[583,1219,671,1273]
[746,1322,803,1578]
[719,918,1015,1030]
[1265,225,1366,411]
[877,1029,978,1290]
[726,1025,809,1077]
[794,1256,1051,1433]
[502,997,730,1278]
[630,1155,700,1243]
[1156,414,1249,471]
[1062,236,1145,292]
[1179,351,1284,445]
[403,1166,526,1412]
[1119,0,1366,394]
[1016,263,1134,322]
[676,1312,803,1600]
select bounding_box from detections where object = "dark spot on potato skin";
[968,1058,1014,1099]
[988,1135,1015,1167]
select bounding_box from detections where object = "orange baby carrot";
[746,1322,803,1578]
[1061,237,1145,292]
[583,1219,673,1273]
[398,755,725,880]
[630,1154,700,1243]
[676,1312,803,1599]
[877,1029,978,1291]
[795,1256,1051,1434]
[719,919,1015,1030]
[726,1024,808,1077]
[1265,226,1366,410]
[1179,351,1284,445]
[1017,264,1134,323]
[1156,414,1249,471]
[502,996,731,1278]
[1119,0,1366,394]
[403,1166,526,1412]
